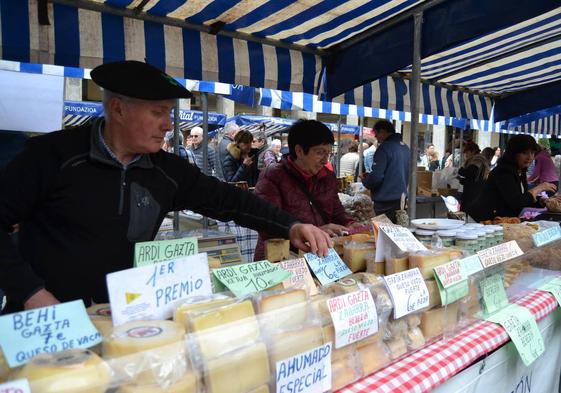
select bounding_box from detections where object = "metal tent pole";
[408,11,423,220]
[336,115,342,178]
[358,116,365,180]
[459,127,465,167]
[173,100,180,232]
[201,93,209,229]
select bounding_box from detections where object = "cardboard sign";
[134,237,198,267]
[275,343,332,393]
[374,223,426,262]
[383,268,430,319]
[479,274,509,316]
[107,254,212,325]
[487,304,545,366]
[304,249,352,285]
[532,226,561,248]
[327,289,378,348]
[0,379,31,393]
[459,254,484,277]
[279,258,318,296]
[538,277,561,306]
[0,300,101,367]
[213,260,291,297]
[477,240,523,268]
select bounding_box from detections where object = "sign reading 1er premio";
[107,254,212,326]
[0,300,101,367]
[327,289,378,348]
[276,343,332,393]
[134,237,198,267]
[304,249,352,285]
[383,268,429,319]
[212,261,291,297]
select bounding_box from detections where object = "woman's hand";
[320,223,350,237]
[529,182,557,198]
[242,155,254,167]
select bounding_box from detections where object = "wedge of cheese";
[408,251,450,279]
[17,349,111,393]
[264,239,290,262]
[385,257,409,275]
[269,327,324,364]
[420,302,459,340]
[425,279,441,309]
[190,300,261,358]
[205,343,270,393]
[258,288,308,331]
[343,242,375,272]
[174,296,234,332]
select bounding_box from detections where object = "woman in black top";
[469,135,556,222]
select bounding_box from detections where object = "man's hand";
[243,155,254,167]
[24,289,60,310]
[289,223,333,257]
[320,223,350,237]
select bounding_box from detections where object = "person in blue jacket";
[362,120,410,222]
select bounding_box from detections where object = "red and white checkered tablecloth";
[339,290,558,393]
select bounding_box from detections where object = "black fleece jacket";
[0,119,298,311]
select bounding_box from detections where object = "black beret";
[90,60,193,100]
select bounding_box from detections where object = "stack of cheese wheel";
[103,320,190,389]
[86,304,113,338]
[16,349,111,393]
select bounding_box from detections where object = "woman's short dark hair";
[500,134,538,168]
[288,119,334,159]
[463,141,480,155]
[374,120,395,134]
[234,130,253,144]
[481,147,494,161]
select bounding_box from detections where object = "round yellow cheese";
[16,349,110,393]
[118,370,198,393]
[86,304,113,338]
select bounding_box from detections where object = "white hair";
[223,122,240,137]
[190,126,203,136]
[271,139,282,147]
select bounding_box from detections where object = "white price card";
[107,254,212,326]
[383,268,430,319]
[375,223,426,262]
[276,343,332,393]
[0,379,31,393]
[532,226,561,247]
[327,289,378,348]
[477,240,523,268]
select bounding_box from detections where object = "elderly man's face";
[117,98,175,153]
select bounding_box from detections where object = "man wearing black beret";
[0,60,332,311]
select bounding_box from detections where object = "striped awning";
[469,119,553,139]
[503,104,561,136]
[259,88,468,128]
[63,100,226,132]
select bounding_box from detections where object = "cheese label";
[538,277,561,306]
[383,268,430,319]
[107,253,212,326]
[433,260,464,289]
[279,258,319,296]
[532,226,561,248]
[374,223,426,262]
[134,237,198,267]
[304,249,352,285]
[213,260,291,297]
[487,304,545,366]
[276,343,332,393]
[477,240,523,268]
[433,275,469,307]
[459,255,484,277]
[327,289,378,348]
[479,274,509,316]
[0,379,31,393]
[0,300,102,367]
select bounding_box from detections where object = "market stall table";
[339,289,558,393]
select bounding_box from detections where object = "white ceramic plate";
[410,218,465,230]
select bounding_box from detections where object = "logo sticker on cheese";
[126,326,163,339]
[126,292,142,304]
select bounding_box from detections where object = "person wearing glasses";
[254,119,355,260]
[0,61,332,311]
[188,126,216,175]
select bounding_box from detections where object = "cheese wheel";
[16,349,110,393]
[322,278,359,296]
[103,320,184,357]
[258,288,308,331]
[118,370,198,393]
[174,296,234,331]
[190,300,261,358]
[205,343,270,393]
[86,304,113,338]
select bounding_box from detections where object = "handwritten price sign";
[383,268,430,319]
[213,261,291,297]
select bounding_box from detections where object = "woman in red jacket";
[254,120,355,260]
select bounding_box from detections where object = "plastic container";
[436,230,456,248]
[473,230,487,251]
[415,229,435,247]
[455,233,478,255]
[482,226,496,247]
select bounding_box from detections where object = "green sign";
[212,261,291,297]
[532,226,561,247]
[538,277,561,306]
[487,304,545,366]
[134,237,198,267]
[480,274,509,316]
[434,276,469,306]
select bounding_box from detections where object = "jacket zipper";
[118,169,126,215]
